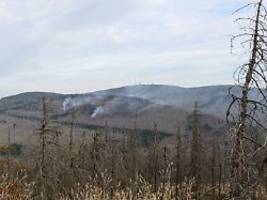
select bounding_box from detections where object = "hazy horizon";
[1,83,236,98]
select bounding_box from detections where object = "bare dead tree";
[161,145,169,199]
[109,128,117,199]
[13,123,16,144]
[130,120,139,183]
[91,131,100,182]
[7,125,11,179]
[190,102,205,200]
[211,138,217,199]
[118,126,128,187]
[128,119,139,200]
[39,97,48,200]
[104,120,109,144]
[153,123,159,193]
[69,111,76,168]
[218,163,222,200]
[145,123,161,195]
[227,0,267,198]
[37,97,62,200]
[175,126,182,200]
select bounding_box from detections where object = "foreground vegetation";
[0,100,265,200]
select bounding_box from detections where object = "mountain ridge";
[1,84,234,99]
[0,84,235,118]
[0,84,234,135]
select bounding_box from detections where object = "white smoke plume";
[63,98,77,111]
[91,106,105,118]
[62,95,99,111]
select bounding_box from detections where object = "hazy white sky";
[0,0,247,97]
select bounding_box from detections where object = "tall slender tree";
[175,126,182,200]
[37,97,62,200]
[228,0,267,198]
[69,111,76,168]
[190,102,205,200]
[153,123,159,193]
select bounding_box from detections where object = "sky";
[0,0,248,97]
